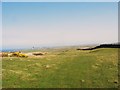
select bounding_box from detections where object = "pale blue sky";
[2,2,118,49]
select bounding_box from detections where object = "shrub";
[19,53,28,58]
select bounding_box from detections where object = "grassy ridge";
[2,48,118,88]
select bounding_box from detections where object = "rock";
[81,80,85,82]
[10,58,12,60]
[114,80,118,84]
[95,63,99,66]
[45,65,50,69]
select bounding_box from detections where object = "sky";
[2,2,118,49]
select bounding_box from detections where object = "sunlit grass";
[2,48,118,88]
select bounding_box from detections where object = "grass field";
[2,47,118,88]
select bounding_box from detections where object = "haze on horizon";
[2,2,118,49]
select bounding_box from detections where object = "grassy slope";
[2,48,118,88]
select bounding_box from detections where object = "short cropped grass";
[2,48,118,88]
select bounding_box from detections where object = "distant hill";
[77,43,120,50]
[97,43,120,48]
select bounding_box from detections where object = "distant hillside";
[96,43,120,48]
[77,43,120,50]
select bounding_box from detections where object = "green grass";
[2,48,118,88]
